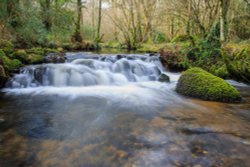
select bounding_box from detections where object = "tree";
[95,0,103,43]
[73,0,83,42]
[40,0,52,31]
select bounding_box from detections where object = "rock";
[26,47,45,55]
[10,50,29,64]
[0,49,23,72]
[29,54,44,64]
[0,65,8,88]
[44,53,66,63]
[176,68,242,102]
[158,73,170,82]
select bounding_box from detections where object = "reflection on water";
[0,81,250,167]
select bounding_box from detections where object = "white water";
[6,54,169,88]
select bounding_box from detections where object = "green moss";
[171,35,194,43]
[62,43,74,50]
[29,54,44,64]
[0,49,23,71]
[210,64,229,79]
[10,50,29,64]
[137,43,164,53]
[26,47,45,55]
[0,40,14,54]
[222,49,250,83]
[44,48,60,53]
[176,68,242,102]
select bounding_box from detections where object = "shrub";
[0,40,15,54]
[222,49,250,83]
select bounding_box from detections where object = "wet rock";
[158,73,170,82]
[44,53,66,63]
[0,65,8,87]
[116,55,125,60]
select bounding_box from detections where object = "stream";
[0,53,250,167]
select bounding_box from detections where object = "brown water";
[0,80,250,167]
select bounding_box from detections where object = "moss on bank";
[0,49,23,71]
[176,68,242,102]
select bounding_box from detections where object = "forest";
[0,0,249,84]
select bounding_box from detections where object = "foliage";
[231,15,250,40]
[176,68,242,102]
[0,40,15,54]
[222,49,250,83]
[210,64,229,79]
[171,35,194,43]
[187,23,221,68]
[153,31,168,43]
[160,44,191,71]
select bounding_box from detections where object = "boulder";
[10,50,29,64]
[0,49,22,72]
[0,65,8,87]
[44,53,66,63]
[158,73,170,82]
[176,68,242,102]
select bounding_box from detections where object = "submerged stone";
[176,68,242,102]
[158,73,170,82]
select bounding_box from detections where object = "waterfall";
[6,53,166,88]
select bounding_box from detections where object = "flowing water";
[0,53,250,167]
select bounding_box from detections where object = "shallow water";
[0,53,250,167]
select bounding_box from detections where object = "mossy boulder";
[10,50,29,64]
[176,68,242,102]
[0,49,23,71]
[0,40,14,54]
[29,54,44,64]
[26,47,45,56]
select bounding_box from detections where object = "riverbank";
[0,39,249,88]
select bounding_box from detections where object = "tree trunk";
[220,0,225,42]
[7,0,20,28]
[95,0,102,43]
[73,0,83,43]
[40,0,52,32]
[220,0,230,42]
[186,0,192,35]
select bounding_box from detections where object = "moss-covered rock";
[0,40,14,54]
[29,54,44,64]
[10,50,29,64]
[26,47,45,56]
[176,68,242,102]
[0,49,23,71]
